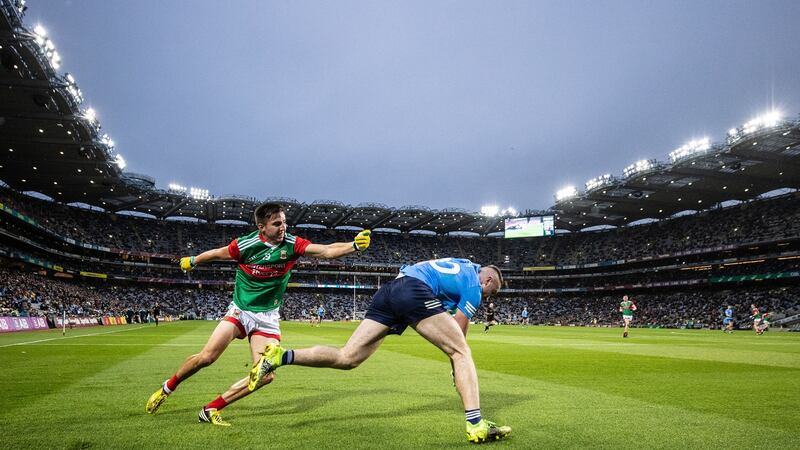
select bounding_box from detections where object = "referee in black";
[152,303,161,326]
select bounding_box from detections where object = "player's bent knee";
[448,344,472,361]
[338,358,361,370]
[337,353,363,370]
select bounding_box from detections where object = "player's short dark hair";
[254,202,284,225]
[485,264,504,288]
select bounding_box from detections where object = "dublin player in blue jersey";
[249,258,511,443]
[722,305,734,333]
[315,304,325,327]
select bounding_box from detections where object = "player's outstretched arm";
[304,230,371,260]
[180,246,234,272]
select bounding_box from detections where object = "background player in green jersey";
[619,295,637,338]
[145,203,371,426]
[750,304,762,334]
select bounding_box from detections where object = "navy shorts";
[365,276,447,335]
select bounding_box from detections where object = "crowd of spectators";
[2,188,798,269]
[3,266,798,330]
[476,286,800,329]
[2,187,800,330]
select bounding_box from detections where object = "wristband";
[352,242,359,251]
[190,256,196,266]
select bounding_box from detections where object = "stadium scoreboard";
[504,215,555,238]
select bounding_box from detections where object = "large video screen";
[504,216,555,239]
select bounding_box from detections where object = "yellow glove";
[353,230,371,252]
[180,256,196,272]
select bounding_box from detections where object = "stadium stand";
[1,187,799,330]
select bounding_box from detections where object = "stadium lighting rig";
[480,205,517,217]
[114,154,126,170]
[727,110,783,143]
[585,173,613,191]
[100,133,115,149]
[190,187,210,200]
[668,137,711,163]
[555,186,578,202]
[83,107,98,124]
[30,24,61,69]
[480,205,499,216]
[623,159,657,179]
[63,73,84,105]
[169,184,210,200]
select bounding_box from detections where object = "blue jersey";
[724,308,733,318]
[399,258,482,319]
[318,307,325,316]
[521,308,528,318]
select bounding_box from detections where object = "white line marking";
[13,343,203,347]
[0,326,148,348]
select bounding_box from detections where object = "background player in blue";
[249,258,511,443]
[316,303,325,327]
[521,306,529,327]
[723,305,734,334]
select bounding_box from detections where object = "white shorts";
[622,315,633,322]
[223,302,281,341]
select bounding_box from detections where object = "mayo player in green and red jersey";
[145,203,371,426]
[619,295,636,338]
[750,304,762,334]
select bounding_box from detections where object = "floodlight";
[189,187,210,200]
[555,186,578,202]
[33,24,46,37]
[668,137,710,163]
[84,108,97,123]
[623,159,656,178]
[585,173,612,191]
[168,183,187,192]
[100,134,115,149]
[481,205,499,216]
[729,110,783,141]
[114,154,126,170]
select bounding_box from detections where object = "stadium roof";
[1,3,799,234]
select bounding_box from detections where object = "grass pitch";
[2,321,799,449]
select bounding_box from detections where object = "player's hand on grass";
[180,256,196,272]
[353,230,371,251]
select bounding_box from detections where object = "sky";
[29,0,800,212]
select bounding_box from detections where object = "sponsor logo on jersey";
[247,263,289,277]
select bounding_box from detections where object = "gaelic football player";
[145,203,371,426]
[619,295,636,338]
[249,257,512,443]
